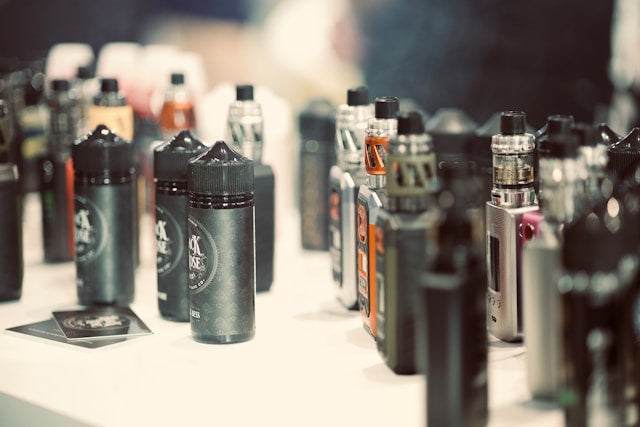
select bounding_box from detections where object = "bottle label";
[156,205,183,276]
[187,216,219,294]
[74,195,108,263]
[88,105,134,141]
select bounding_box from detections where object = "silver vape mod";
[329,87,373,309]
[486,111,538,342]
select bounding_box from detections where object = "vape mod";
[328,86,373,309]
[376,111,437,374]
[154,130,207,321]
[608,127,640,180]
[357,96,399,337]
[158,73,196,140]
[73,125,135,305]
[418,162,488,427]
[88,78,134,141]
[523,125,580,400]
[0,162,22,302]
[40,79,78,263]
[486,111,538,342]
[298,98,336,250]
[227,84,274,292]
[188,141,255,344]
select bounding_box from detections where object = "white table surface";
[0,194,563,426]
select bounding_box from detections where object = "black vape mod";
[328,86,373,309]
[417,161,488,427]
[486,111,538,342]
[357,96,399,338]
[0,162,22,302]
[40,79,77,262]
[154,130,207,321]
[188,140,255,344]
[227,84,274,292]
[298,98,336,250]
[375,111,437,374]
[73,125,136,305]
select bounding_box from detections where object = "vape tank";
[73,65,98,137]
[88,78,134,141]
[522,124,580,399]
[357,96,399,338]
[486,111,538,342]
[375,111,437,374]
[158,73,196,140]
[227,84,274,292]
[328,87,373,309]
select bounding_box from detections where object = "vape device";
[417,162,488,427]
[535,115,574,198]
[608,127,640,180]
[88,78,134,141]
[357,96,399,338]
[0,162,22,302]
[298,98,336,250]
[154,130,207,321]
[158,73,196,140]
[73,65,99,137]
[227,84,274,292]
[376,111,437,374]
[188,141,255,344]
[73,125,135,305]
[425,107,477,165]
[486,111,538,342]
[40,79,77,262]
[523,125,580,400]
[559,196,636,427]
[328,86,373,309]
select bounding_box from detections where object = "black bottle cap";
[188,140,254,196]
[563,197,627,273]
[608,127,640,178]
[573,123,596,147]
[51,79,70,92]
[595,123,621,146]
[236,84,253,101]
[73,125,133,174]
[299,98,335,144]
[347,86,369,106]
[154,130,207,181]
[76,65,93,80]
[397,111,425,136]
[548,131,579,158]
[547,115,575,135]
[374,97,399,119]
[499,111,526,135]
[171,73,185,85]
[100,78,119,93]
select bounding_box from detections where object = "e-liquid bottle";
[608,127,640,180]
[73,125,135,305]
[375,111,437,374]
[188,140,255,344]
[88,78,134,141]
[0,162,22,302]
[357,96,399,338]
[298,98,336,250]
[227,84,274,292]
[486,111,538,342]
[328,86,373,309]
[40,79,78,262]
[417,161,488,427]
[158,73,196,140]
[154,130,207,321]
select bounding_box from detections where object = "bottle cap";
[236,84,253,101]
[188,140,254,196]
[170,73,185,85]
[608,127,640,178]
[154,130,207,181]
[374,97,399,119]
[397,111,425,135]
[347,86,369,106]
[100,78,119,93]
[537,115,575,156]
[73,125,133,174]
[595,123,621,146]
[51,79,70,92]
[499,111,526,135]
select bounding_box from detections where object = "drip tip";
[374,97,399,119]
[397,111,425,135]
[76,65,93,80]
[499,111,525,135]
[171,73,185,85]
[100,78,119,93]
[236,84,254,101]
[51,79,70,92]
[347,86,369,106]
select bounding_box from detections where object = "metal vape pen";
[0,162,22,302]
[188,140,255,344]
[328,86,373,309]
[522,124,580,400]
[158,73,196,140]
[486,111,538,342]
[298,98,336,250]
[357,96,399,338]
[73,125,136,305]
[418,162,488,427]
[40,79,77,262]
[227,84,274,292]
[88,78,134,141]
[375,111,437,374]
[154,130,206,321]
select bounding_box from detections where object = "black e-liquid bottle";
[188,140,255,344]
[73,125,135,305]
[0,162,22,302]
[154,130,207,321]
